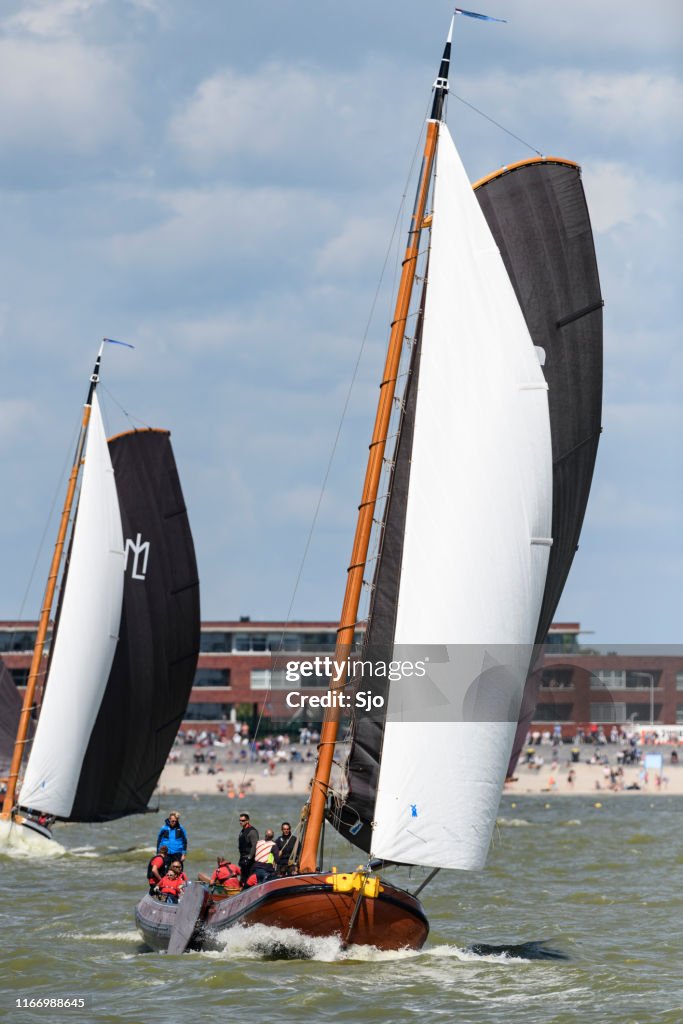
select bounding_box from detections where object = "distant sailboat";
[135,10,600,953]
[1,343,200,839]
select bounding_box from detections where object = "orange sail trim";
[472,156,580,191]
[106,427,170,444]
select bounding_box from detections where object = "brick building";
[2,619,682,734]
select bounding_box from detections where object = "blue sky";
[0,1,680,643]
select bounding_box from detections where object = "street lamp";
[632,671,655,728]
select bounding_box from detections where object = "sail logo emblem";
[124,533,150,580]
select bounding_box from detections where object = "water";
[2,794,681,1024]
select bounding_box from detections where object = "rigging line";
[451,92,543,156]
[271,100,433,656]
[15,414,82,623]
[98,383,152,429]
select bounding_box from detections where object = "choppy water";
[2,794,681,1024]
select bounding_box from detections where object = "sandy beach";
[156,749,683,799]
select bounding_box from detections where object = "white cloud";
[506,0,682,61]
[4,0,102,38]
[104,181,339,273]
[2,0,160,39]
[461,68,683,152]
[0,38,138,153]
[167,59,425,181]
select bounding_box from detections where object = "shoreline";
[156,757,683,799]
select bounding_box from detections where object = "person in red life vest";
[147,844,168,894]
[155,866,185,904]
[198,856,241,891]
[169,859,188,884]
[252,829,276,884]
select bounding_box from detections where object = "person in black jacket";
[237,813,258,886]
[274,822,298,876]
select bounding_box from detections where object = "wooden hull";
[135,874,429,953]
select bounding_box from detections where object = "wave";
[0,819,65,858]
[190,924,568,965]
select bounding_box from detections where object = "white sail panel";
[371,126,553,870]
[18,394,124,817]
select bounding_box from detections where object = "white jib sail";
[371,126,553,871]
[18,393,124,817]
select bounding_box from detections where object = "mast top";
[430,15,454,123]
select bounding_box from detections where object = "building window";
[590,702,627,723]
[540,669,573,688]
[300,632,338,652]
[676,673,683,691]
[184,702,231,721]
[250,669,272,689]
[193,668,230,688]
[252,668,288,690]
[533,703,573,722]
[592,670,661,690]
[544,633,579,652]
[625,703,657,724]
[235,633,268,652]
[199,632,233,653]
[0,631,37,653]
[677,706,683,724]
[9,668,29,686]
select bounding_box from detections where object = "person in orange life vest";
[156,866,185,904]
[252,829,276,884]
[147,845,168,894]
[198,856,241,890]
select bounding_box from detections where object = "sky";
[0,0,681,644]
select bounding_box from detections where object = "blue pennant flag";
[455,8,507,22]
[103,337,135,349]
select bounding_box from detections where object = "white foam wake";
[0,818,65,858]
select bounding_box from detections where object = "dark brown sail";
[69,429,200,821]
[474,159,603,771]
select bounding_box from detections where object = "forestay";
[370,126,553,871]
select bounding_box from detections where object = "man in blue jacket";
[156,810,188,865]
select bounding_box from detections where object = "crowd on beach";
[146,809,299,904]
[169,727,317,770]
[514,724,680,794]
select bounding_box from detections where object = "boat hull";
[135,874,429,953]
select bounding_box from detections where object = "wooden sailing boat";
[136,10,601,954]
[1,343,200,841]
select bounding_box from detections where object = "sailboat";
[1,342,200,842]
[135,9,601,954]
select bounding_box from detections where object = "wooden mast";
[298,21,453,873]
[1,345,104,821]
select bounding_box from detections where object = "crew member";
[198,856,242,891]
[169,859,188,884]
[253,828,276,883]
[156,810,188,865]
[147,844,168,894]
[274,822,298,876]
[237,813,258,886]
